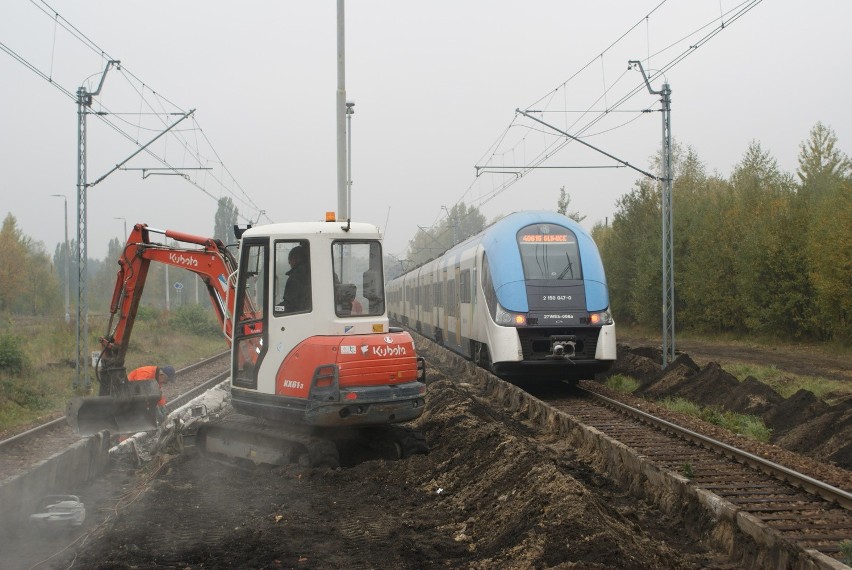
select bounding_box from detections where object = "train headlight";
[589,310,613,326]
[495,303,527,327]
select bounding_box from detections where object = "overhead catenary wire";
[7,0,268,227]
[404,0,764,259]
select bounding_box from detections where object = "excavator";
[66,218,427,467]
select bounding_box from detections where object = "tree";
[797,123,851,340]
[0,214,60,315]
[597,179,661,325]
[406,202,486,267]
[89,238,127,313]
[0,214,28,312]
[556,186,586,222]
[797,122,849,199]
[214,197,239,244]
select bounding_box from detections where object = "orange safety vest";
[128,366,166,407]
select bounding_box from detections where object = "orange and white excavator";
[67,218,427,467]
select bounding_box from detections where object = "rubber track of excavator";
[196,413,340,468]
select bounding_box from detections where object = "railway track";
[0,352,229,483]
[533,382,852,562]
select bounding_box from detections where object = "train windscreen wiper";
[556,255,574,280]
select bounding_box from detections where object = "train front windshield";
[517,224,582,281]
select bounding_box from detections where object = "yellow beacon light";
[326,211,337,222]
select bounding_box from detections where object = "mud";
[614,342,852,471]
[14,372,727,570]
[7,336,850,569]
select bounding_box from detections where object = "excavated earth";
[609,339,852,471]
[8,337,850,569]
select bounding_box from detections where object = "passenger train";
[386,211,616,382]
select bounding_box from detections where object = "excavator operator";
[128,365,175,424]
[281,245,311,313]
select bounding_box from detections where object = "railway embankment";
[0,431,111,538]
[414,333,849,569]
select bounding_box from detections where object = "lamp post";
[346,100,354,220]
[114,216,127,238]
[50,194,71,324]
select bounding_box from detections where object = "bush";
[169,305,220,337]
[605,374,639,393]
[0,379,51,410]
[135,306,161,322]
[0,334,28,374]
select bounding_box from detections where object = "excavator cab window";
[332,240,384,317]
[274,240,312,315]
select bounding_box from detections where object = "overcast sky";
[2,1,850,262]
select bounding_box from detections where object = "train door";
[454,264,461,346]
[415,271,421,332]
[441,265,448,343]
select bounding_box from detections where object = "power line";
[6,0,268,224]
[402,0,764,258]
[466,0,764,212]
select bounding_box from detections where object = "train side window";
[274,241,311,316]
[460,269,471,303]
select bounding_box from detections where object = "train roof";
[446,210,593,255]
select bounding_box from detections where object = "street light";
[114,216,127,237]
[50,194,71,324]
[346,100,354,220]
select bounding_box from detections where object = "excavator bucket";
[66,394,161,436]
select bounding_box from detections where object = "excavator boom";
[68,223,246,435]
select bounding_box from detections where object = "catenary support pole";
[630,60,675,367]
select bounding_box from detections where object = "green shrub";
[0,334,28,374]
[0,379,51,410]
[605,374,639,393]
[135,306,161,322]
[660,398,771,443]
[169,305,220,337]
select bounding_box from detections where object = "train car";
[387,211,616,382]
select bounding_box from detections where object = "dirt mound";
[61,375,716,569]
[609,346,661,387]
[772,398,852,466]
[633,356,698,399]
[611,345,852,470]
[720,376,784,417]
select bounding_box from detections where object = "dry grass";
[0,311,227,434]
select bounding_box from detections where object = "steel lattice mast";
[630,60,675,367]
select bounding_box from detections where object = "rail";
[0,351,230,453]
[583,387,852,511]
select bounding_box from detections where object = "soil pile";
[610,344,852,470]
[57,374,720,569]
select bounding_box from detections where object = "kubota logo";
[169,253,198,267]
[373,345,407,357]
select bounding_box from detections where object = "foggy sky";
[2,1,849,261]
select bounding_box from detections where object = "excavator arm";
[68,223,249,435]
